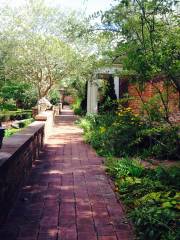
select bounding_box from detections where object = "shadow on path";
[0,106,133,240]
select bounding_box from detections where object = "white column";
[87,81,98,114]
[114,76,119,99]
[87,81,91,113]
[92,82,98,113]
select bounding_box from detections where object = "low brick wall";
[0,121,45,224]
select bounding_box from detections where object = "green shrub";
[49,89,60,105]
[138,125,180,159]
[0,81,37,109]
[0,100,17,111]
[5,118,34,137]
[106,157,144,178]
[79,107,180,159]
[106,157,180,240]
[5,128,21,137]
[72,98,86,116]
[129,206,178,240]
[0,110,32,122]
[98,75,117,113]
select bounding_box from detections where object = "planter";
[0,127,5,149]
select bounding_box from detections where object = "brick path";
[0,107,133,240]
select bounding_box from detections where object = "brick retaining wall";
[0,111,54,224]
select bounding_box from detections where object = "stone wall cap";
[0,121,45,164]
[0,152,12,167]
[35,115,47,121]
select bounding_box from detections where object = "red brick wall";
[64,96,75,105]
[127,81,180,119]
[0,122,45,224]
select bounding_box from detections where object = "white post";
[114,76,119,99]
[87,81,98,114]
[92,82,98,113]
[87,81,91,113]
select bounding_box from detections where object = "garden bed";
[106,157,180,240]
[78,107,180,240]
[0,110,32,122]
[78,111,180,160]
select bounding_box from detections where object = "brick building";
[87,66,180,122]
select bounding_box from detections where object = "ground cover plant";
[106,157,180,240]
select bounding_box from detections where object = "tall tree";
[100,0,180,121]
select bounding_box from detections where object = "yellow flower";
[100,127,106,133]
[125,107,132,112]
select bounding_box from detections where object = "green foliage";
[106,157,144,178]
[138,125,180,159]
[101,0,180,119]
[18,118,34,129]
[79,107,180,159]
[129,206,178,240]
[102,0,179,87]
[0,1,105,105]
[141,94,166,122]
[5,118,34,137]
[0,98,17,111]
[0,110,32,122]
[98,76,118,113]
[71,97,86,116]
[5,128,20,137]
[152,166,180,189]
[79,103,180,239]
[49,89,60,105]
[106,157,180,240]
[0,81,37,109]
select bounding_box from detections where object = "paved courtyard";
[0,107,133,240]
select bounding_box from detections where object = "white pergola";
[87,64,122,113]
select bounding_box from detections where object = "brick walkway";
[0,107,133,240]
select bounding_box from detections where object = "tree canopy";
[101,0,179,89]
[0,0,110,107]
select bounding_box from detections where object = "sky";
[0,0,114,15]
[54,0,113,14]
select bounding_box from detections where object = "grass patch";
[5,118,34,138]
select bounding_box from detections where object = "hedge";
[0,110,32,122]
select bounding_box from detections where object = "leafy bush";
[106,157,144,178]
[129,206,178,240]
[98,75,118,113]
[79,107,180,159]
[49,89,60,105]
[0,98,17,111]
[5,118,34,137]
[106,158,180,240]
[0,81,37,109]
[5,128,21,137]
[138,125,180,159]
[0,110,32,122]
[71,97,86,116]
[141,93,166,122]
